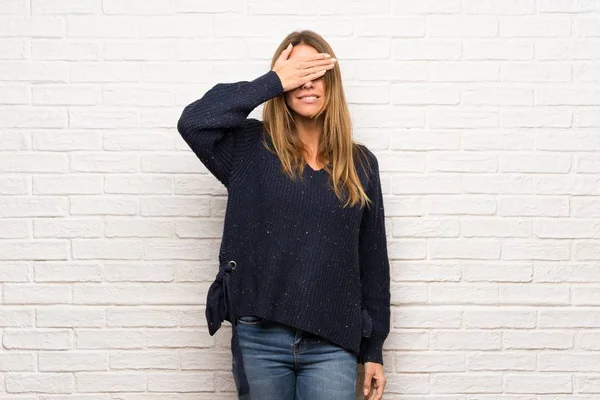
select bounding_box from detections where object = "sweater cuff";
[250,70,285,103]
[358,335,385,365]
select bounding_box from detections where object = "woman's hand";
[363,361,386,400]
[272,43,336,92]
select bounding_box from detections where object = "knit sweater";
[177,70,391,391]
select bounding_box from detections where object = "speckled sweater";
[177,70,391,395]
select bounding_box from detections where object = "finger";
[302,58,337,70]
[368,384,377,400]
[363,370,374,397]
[302,52,331,61]
[375,383,384,400]
[300,64,334,79]
[299,66,333,81]
[364,386,373,400]
[294,54,331,68]
[370,380,382,400]
[374,375,386,400]
[297,70,328,86]
[278,43,293,61]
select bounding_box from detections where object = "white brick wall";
[1,0,599,398]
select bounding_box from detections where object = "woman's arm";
[358,151,391,365]
[176,70,284,187]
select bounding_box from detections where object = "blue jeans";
[232,315,358,400]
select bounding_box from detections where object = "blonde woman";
[177,30,390,400]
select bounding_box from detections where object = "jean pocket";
[236,315,263,326]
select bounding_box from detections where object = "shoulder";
[354,142,379,164]
[353,142,379,179]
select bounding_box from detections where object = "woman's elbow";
[177,105,195,138]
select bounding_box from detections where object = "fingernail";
[364,388,369,395]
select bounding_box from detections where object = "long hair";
[262,30,373,209]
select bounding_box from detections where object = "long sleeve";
[358,153,391,365]
[176,70,284,187]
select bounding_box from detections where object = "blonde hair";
[261,30,373,209]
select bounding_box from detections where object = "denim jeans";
[232,315,358,400]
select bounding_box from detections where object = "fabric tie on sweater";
[205,260,249,396]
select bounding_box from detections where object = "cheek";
[319,82,326,94]
[284,94,293,107]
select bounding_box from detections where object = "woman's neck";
[294,114,322,157]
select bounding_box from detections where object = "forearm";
[177,70,284,138]
[358,150,391,364]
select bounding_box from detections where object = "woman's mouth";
[298,96,319,104]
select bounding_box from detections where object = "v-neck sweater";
[177,70,391,394]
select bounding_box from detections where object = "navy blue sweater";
[177,70,391,393]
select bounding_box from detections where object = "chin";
[295,111,317,119]
[293,105,322,119]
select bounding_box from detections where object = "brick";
[76,329,144,349]
[106,218,176,238]
[33,85,99,105]
[147,372,214,392]
[0,218,29,238]
[4,284,70,304]
[105,175,173,194]
[38,217,100,242]
[0,352,34,371]
[33,175,103,195]
[67,16,137,38]
[0,38,26,59]
[0,240,69,260]
[75,372,145,392]
[0,0,28,14]
[72,239,142,259]
[394,307,462,329]
[0,17,65,37]
[6,373,74,393]
[3,329,72,350]
[0,309,33,327]
[464,309,535,328]
[70,196,139,216]
[463,263,533,282]
[39,351,108,371]
[463,0,534,14]
[32,0,100,15]
[395,352,465,372]
[431,373,502,393]
[428,16,498,37]
[505,374,572,394]
[504,331,573,350]
[429,283,499,304]
[467,352,536,371]
[32,40,100,60]
[34,262,102,282]
[110,350,178,369]
[107,308,178,327]
[36,306,104,327]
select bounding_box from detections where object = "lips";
[297,94,320,104]
[298,93,319,99]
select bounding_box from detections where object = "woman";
[177,30,390,400]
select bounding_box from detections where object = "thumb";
[278,43,293,60]
[363,368,374,396]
